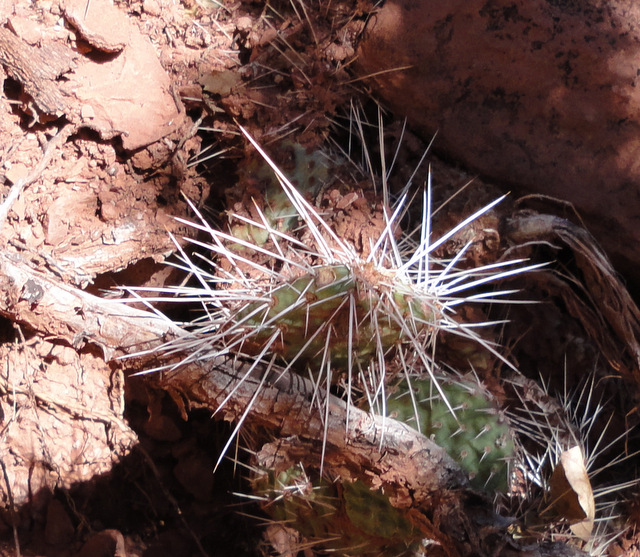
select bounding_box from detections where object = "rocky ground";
[1,1,640,556]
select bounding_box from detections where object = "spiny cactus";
[157,128,540,407]
[229,140,329,246]
[386,374,515,492]
[252,464,423,555]
[229,262,438,372]
[126,126,543,476]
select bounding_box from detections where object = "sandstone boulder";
[357,0,640,288]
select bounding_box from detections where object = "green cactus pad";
[231,263,438,372]
[342,480,417,542]
[252,465,422,555]
[231,141,329,246]
[387,375,514,493]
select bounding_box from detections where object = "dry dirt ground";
[1,1,640,556]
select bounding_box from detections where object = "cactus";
[386,374,515,493]
[228,141,329,247]
[228,263,438,372]
[163,129,540,410]
[252,464,423,555]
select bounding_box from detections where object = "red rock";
[172,442,214,501]
[357,0,640,285]
[60,0,185,150]
[44,498,75,546]
[75,529,126,557]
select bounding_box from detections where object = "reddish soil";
[0,1,639,557]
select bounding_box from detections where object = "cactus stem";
[123,123,544,479]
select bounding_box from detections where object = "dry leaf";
[200,70,243,97]
[548,445,595,541]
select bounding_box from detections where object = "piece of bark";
[505,209,640,389]
[0,251,172,360]
[0,26,74,118]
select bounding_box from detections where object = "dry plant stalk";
[505,208,640,391]
[0,224,592,557]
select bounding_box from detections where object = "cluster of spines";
[230,262,439,373]
[505,371,638,551]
